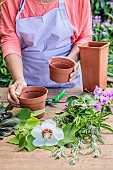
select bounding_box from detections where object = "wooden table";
[0,88,113,170]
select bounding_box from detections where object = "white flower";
[31,119,64,146]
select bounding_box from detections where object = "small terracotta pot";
[18,86,48,119]
[49,57,75,83]
[79,41,110,91]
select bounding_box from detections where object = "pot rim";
[49,56,75,71]
[18,86,48,101]
[79,41,110,49]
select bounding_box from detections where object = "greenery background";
[0,0,113,87]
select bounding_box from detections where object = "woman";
[1,0,92,104]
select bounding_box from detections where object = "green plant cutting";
[1,86,112,165]
[0,103,20,139]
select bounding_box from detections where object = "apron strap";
[59,0,65,9]
[19,0,26,12]
[16,0,26,19]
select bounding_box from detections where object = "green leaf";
[55,111,65,115]
[101,123,113,133]
[58,123,77,146]
[0,78,11,83]
[0,107,5,114]
[67,98,73,109]
[25,135,36,152]
[0,102,3,108]
[81,93,93,101]
[101,2,105,8]
[16,108,32,125]
[96,2,99,10]
[5,104,14,111]
[66,96,79,103]
[39,146,54,152]
[25,117,40,130]
[31,109,45,117]
[0,117,20,127]
[8,137,19,145]
[9,79,14,85]
[18,134,26,151]
[86,99,98,105]
[107,72,113,77]
[4,132,12,137]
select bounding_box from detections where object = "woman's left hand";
[68,59,79,82]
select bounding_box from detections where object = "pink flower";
[94,86,102,99]
[100,96,109,105]
[90,102,102,111]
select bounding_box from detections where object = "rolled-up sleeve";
[75,0,93,44]
[1,0,21,58]
[66,0,92,45]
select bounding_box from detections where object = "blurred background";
[0,0,113,87]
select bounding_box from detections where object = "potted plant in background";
[79,41,110,92]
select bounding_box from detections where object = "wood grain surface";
[0,88,113,170]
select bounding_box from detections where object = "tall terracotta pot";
[79,42,110,91]
[18,86,48,119]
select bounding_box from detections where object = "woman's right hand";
[8,79,27,106]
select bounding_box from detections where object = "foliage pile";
[7,87,113,165]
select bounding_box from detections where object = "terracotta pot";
[49,57,75,83]
[79,41,110,91]
[18,86,48,119]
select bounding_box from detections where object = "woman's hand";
[66,57,79,82]
[69,60,79,82]
[8,79,27,105]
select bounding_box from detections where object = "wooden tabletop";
[0,88,113,170]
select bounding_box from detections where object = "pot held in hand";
[18,86,48,119]
[49,57,75,83]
